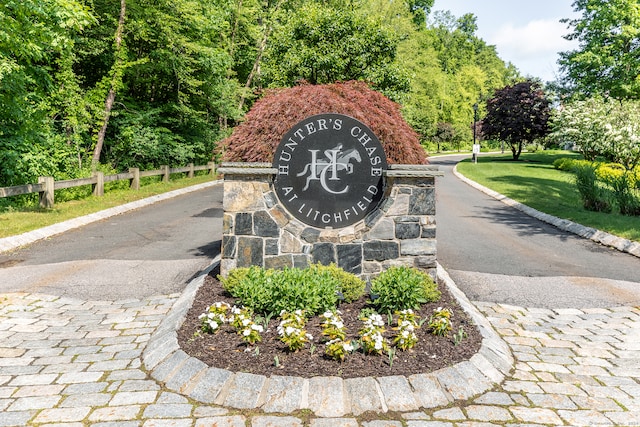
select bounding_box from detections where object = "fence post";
[162,165,169,183]
[188,163,194,178]
[129,167,140,190]
[38,176,54,208]
[208,161,216,177]
[92,172,104,197]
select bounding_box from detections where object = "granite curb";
[0,179,223,254]
[143,259,514,417]
[453,164,640,259]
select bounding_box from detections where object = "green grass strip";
[457,151,640,243]
[0,174,217,239]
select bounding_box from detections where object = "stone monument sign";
[273,114,387,228]
[218,113,442,279]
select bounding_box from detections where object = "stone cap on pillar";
[217,162,443,178]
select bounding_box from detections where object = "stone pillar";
[217,163,442,281]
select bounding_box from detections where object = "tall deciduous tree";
[261,2,408,96]
[0,0,93,186]
[482,80,552,160]
[92,0,126,166]
[559,0,640,99]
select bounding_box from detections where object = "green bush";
[218,266,267,295]
[553,157,579,171]
[573,163,612,212]
[308,263,365,303]
[604,172,640,216]
[369,266,440,314]
[221,265,340,318]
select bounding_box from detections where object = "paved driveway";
[432,154,640,308]
[0,182,223,300]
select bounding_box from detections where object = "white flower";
[343,342,354,352]
[242,329,251,336]
[241,318,251,326]
[252,324,264,332]
[305,333,313,341]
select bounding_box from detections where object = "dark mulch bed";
[177,266,482,379]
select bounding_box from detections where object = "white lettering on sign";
[273,114,387,228]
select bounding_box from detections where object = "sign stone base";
[218,163,442,281]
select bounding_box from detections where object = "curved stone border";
[453,165,640,258]
[0,180,223,253]
[143,257,513,417]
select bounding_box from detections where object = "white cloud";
[489,19,576,58]
[486,18,579,81]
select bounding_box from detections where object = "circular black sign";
[273,113,388,228]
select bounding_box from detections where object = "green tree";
[73,0,242,170]
[559,0,640,99]
[0,0,93,186]
[482,80,552,160]
[261,2,408,95]
[554,97,640,170]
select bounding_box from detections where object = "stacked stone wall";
[219,164,441,281]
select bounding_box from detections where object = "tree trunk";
[237,0,285,112]
[512,142,523,160]
[92,0,127,167]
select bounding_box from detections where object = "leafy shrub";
[369,266,440,314]
[553,157,579,171]
[604,173,640,216]
[222,266,339,318]
[219,81,428,165]
[309,263,365,303]
[218,266,262,295]
[573,163,612,212]
[266,267,338,317]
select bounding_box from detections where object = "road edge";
[453,164,640,259]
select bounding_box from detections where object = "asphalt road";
[0,184,223,300]
[432,154,640,308]
[1,156,638,308]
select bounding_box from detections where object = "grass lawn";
[457,150,640,243]
[0,174,218,239]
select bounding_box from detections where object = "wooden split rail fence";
[0,162,216,208]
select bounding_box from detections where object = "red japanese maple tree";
[219,81,427,165]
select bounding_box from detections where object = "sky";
[432,0,581,82]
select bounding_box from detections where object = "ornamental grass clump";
[370,266,440,315]
[277,310,313,352]
[358,310,390,355]
[392,309,420,351]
